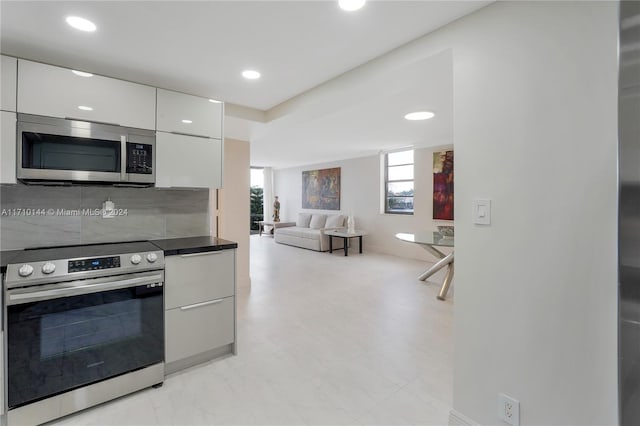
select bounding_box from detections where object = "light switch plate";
[472,199,491,225]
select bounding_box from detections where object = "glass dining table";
[395,231,454,300]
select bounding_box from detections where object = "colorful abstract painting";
[302,167,341,210]
[433,150,454,220]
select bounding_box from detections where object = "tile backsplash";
[0,184,210,250]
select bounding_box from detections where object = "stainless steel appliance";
[619,1,640,424]
[3,242,165,425]
[17,114,155,185]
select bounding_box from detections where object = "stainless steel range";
[3,241,165,426]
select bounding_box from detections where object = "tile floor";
[51,236,453,426]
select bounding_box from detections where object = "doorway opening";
[250,167,264,235]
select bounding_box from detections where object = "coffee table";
[395,231,454,300]
[258,221,295,237]
[325,229,366,256]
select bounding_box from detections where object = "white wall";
[273,146,453,261]
[450,2,618,424]
[273,2,619,424]
[218,138,251,290]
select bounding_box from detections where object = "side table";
[324,229,366,256]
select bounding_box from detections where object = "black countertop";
[1,250,22,274]
[1,237,237,272]
[150,236,238,256]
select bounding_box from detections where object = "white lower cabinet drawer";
[165,296,234,364]
[165,250,235,310]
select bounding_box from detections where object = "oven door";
[5,271,164,409]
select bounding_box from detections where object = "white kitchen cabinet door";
[156,131,222,188]
[156,89,222,139]
[1,55,17,111]
[17,59,156,130]
[1,111,16,184]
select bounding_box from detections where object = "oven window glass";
[40,299,142,359]
[7,285,162,409]
[22,132,121,172]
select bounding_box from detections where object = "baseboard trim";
[449,410,480,426]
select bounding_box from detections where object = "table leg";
[422,244,446,260]
[359,236,363,253]
[437,263,455,300]
[329,235,333,253]
[418,251,454,281]
[344,237,348,256]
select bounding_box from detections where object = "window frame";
[384,150,414,215]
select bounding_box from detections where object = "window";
[385,150,414,214]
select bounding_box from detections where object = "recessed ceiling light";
[404,111,435,121]
[182,119,193,124]
[242,70,261,80]
[78,105,93,111]
[339,0,366,11]
[72,70,93,77]
[208,99,221,103]
[66,16,97,32]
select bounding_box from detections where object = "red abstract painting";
[433,150,454,220]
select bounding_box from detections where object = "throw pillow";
[309,214,327,229]
[325,214,344,228]
[296,213,312,228]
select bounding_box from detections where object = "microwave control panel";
[126,142,153,174]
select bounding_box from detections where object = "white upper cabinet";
[1,111,17,184]
[1,56,17,111]
[156,132,222,188]
[156,89,222,139]
[17,59,156,130]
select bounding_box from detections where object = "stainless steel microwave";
[17,114,155,185]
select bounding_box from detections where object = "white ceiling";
[250,49,453,168]
[0,0,491,169]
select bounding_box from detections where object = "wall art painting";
[302,167,340,210]
[433,150,454,220]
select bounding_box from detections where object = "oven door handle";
[7,274,163,305]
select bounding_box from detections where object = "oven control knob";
[146,253,158,263]
[130,254,142,265]
[41,262,56,274]
[18,264,34,277]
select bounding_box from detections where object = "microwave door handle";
[121,135,127,181]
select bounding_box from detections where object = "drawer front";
[165,249,235,309]
[165,296,234,363]
[156,89,222,139]
[17,59,156,130]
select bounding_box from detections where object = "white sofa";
[274,213,345,252]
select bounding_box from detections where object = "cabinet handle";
[180,298,225,311]
[65,117,121,127]
[169,130,210,139]
[180,251,223,258]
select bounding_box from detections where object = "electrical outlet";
[498,393,520,426]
